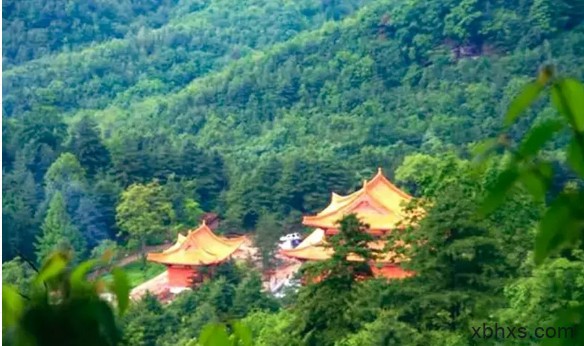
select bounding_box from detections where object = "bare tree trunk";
[141,238,147,269]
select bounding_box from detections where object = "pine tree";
[67,115,111,177]
[74,195,108,249]
[44,152,87,199]
[35,192,87,264]
[388,180,509,337]
[254,212,283,271]
[293,215,377,346]
[2,157,40,260]
[91,173,123,239]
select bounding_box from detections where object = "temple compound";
[280,168,416,280]
[147,221,248,293]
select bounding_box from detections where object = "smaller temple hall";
[280,168,416,280]
[147,222,247,292]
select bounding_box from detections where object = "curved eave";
[146,223,246,266]
[369,168,413,200]
[147,249,233,266]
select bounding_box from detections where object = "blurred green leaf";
[567,138,584,179]
[471,138,499,161]
[231,321,253,346]
[518,119,564,157]
[480,167,519,216]
[542,304,584,346]
[2,285,24,328]
[534,196,573,265]
[199,323,231,346]
[100,248,115,264]
[110,268,130,315]
[71,259,99,293]
[35,253,67,286]
[551,78,584,132]
[504,81,544,127]
[537,161,554,180]
[519,170,547,202]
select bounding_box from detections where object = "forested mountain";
[3,0,369,115]
[3,0,584,345]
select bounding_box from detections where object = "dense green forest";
[3,0,584,345]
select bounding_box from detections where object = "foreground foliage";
[2,252,130,345]
[479,68,584,345]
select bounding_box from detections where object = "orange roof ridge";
[147,222,245,266]
[281,240,405,263]
[310,188,367,219]
[370,167,412,200]
[331,192,341,202]
[201,223,246,247]
[303,168,413,230]
[314,189,365,218]
[303,186,393,223]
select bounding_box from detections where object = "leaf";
[518,119,564,157]
[567,138,584,179]
[100,248,114,264]
[71,259,99,293]
[35,252,67,286]
[537,161,554,180]
[231,321,253,346]
[110,268,130,315]
[471,138,499,161]
[198,323,231,346]
[534,196,573,265]
[504,81,544,127]
[542,305,584,346]
[519,170,547,202]
[480,167,519,216]
[551,78,584,132]
[2,285,24,328]
[537,64,554,85]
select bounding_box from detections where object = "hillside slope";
[93,0,584,172]
[3,0,370,116]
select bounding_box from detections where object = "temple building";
[303,167,413,236]
[280,168,417,280]
[147,221,247,291]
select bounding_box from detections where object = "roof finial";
[363,179,368,188]
[377,167,383,175]
[202,219,206,226]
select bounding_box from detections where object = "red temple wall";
[372,264,413,279]
[324,228,388,237]
[301,263,413,284]
[167,266,198,287]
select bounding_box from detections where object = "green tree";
[2,158,39,260]
[43,152,87,198]
[121,293,171,346]
[2,257,36,297]
[336,310,423,346]
[67,115,111,177]
[387,179,509,338]
[116,181,174,261]
[10,111,67,182]
[293,214,377,346]
[254,212,283,271]
[35,192,87,264]
[163,175,203,230]
[498,251,584,344]
[232,271,279,318]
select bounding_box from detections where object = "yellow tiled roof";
[303,168,413,230]
[147,222,246,266]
